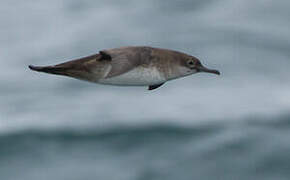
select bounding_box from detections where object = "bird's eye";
[187,60,194,66]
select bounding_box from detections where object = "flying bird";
[29,46,220,90]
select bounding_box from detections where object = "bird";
[28,46,220,90]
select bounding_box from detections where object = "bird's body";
[29,46,220,90]
[98,66,166,86]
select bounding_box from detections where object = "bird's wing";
[99,47,152,78]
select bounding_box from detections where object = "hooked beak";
[196,65,220,75]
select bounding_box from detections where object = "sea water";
[1,0,290,179]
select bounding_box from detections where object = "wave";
[2,113,290,141]
[0,124,223,142]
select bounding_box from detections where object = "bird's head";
[181,56,220,76]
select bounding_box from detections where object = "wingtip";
[28,65,34,70]
[28,65,41,71]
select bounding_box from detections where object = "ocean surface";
[1,0,290,179]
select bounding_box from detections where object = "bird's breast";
[97,66,166,86]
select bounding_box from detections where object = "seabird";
[29,46,220,90]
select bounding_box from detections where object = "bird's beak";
[196,65,220,75]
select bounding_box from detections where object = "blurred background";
[1,0,290,179]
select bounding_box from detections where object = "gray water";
[1,0,290,179]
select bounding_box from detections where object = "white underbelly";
[98,67,166,86]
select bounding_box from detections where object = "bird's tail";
[28,54,102,80]
[28,65,69,76]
